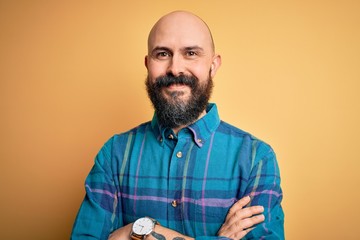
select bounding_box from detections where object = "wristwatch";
[130,217,159,240]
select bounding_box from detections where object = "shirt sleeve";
[71,137,121,240]
[242,141,285,240]
[194,141,284,240]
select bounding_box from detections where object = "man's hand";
[217,196,265,239]
[108,223,133,240]
[108,222,193,240]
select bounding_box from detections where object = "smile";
[165,84,189,91]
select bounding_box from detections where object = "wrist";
[130,217,159,240]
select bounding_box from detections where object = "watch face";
[132,217,154,235]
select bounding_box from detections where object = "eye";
[156,51,171,59]
[186,51,197,57]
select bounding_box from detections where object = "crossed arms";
[109,196,264,240]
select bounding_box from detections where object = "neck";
[172,110,207,134]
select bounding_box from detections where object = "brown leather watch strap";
[130,233,143,240]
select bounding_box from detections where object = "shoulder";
[93,121,153,166]
[217,120,253,138]
[217,120,275,159]
[102,121,153,149]
[116,121,152,136]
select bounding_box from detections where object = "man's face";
[145,12,221,128]
[146,14,216,102]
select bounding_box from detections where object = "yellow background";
[1,1,359,239]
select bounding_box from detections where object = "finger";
[230,196,251,213]
[223,196,251,223]
[218,214,265,238]
[225,205,264,228]
[237,214,265,230]
[227,214,263,234]
[233,227,255,240]
[219,205,263,233]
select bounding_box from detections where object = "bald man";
[71,11,284,240]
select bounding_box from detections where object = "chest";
[116,136,246,236]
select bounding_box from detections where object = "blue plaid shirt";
[71,103,284,239]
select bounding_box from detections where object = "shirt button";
[168,134,174,139]
[197,138,202,143]
[171,200,178,207]
[176,151,182,158]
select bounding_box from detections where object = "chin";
[165,91,191,102]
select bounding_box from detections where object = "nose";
[167,54,185,77]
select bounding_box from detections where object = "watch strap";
[130,233,144,240]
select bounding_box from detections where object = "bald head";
[147,11,215,55]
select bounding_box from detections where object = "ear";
[144,55,149,70]
[210,54,222,78]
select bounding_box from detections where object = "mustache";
[154,74,198,89]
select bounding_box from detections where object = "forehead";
[148,12,213,53]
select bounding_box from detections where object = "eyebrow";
[151,46,205,54]
[183,46,204,52]
[151,46,172,54]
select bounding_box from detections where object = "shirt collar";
[151,103,221,147]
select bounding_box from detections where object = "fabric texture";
[71,103,284,240]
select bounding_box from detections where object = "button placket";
[167,127,196,229]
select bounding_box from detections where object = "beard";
[146,72,213,129]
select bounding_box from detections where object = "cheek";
[147,61,167,79]
[189,64,211,82]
